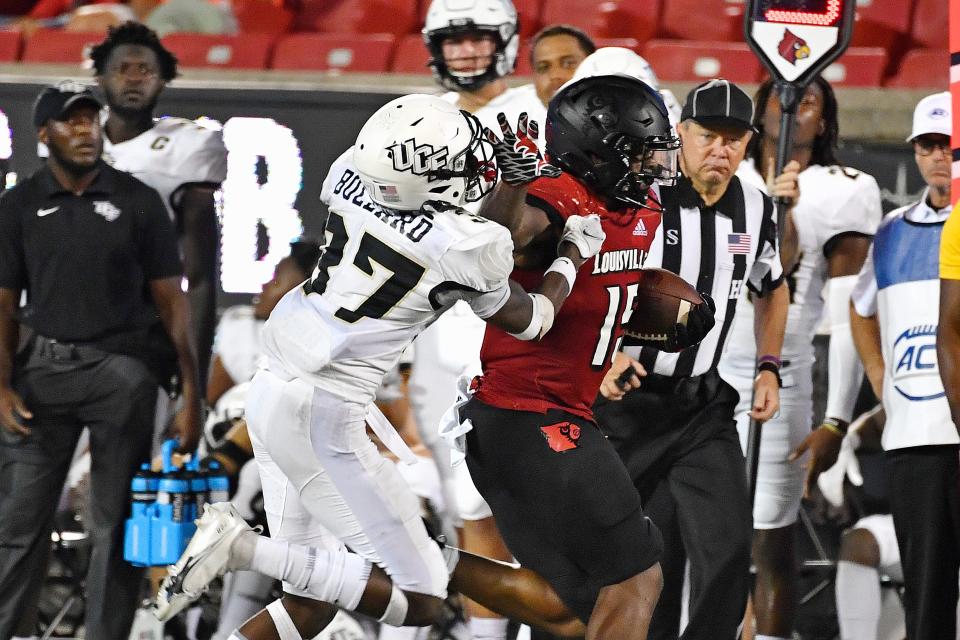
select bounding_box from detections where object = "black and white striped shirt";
[623,175,783,378]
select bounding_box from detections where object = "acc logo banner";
[387,138,448,180]
[892,324,946,401]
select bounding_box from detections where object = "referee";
[594,79,793,640]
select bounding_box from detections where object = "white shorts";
[722,362,813,529]
[245,368,448,598]
[852,514,903,582]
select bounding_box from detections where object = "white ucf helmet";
[353,94,496,211]
[423,0,519,92]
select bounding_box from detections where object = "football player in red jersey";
[442,75,716,639]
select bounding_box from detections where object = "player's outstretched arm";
[479,112,559,249]
[486,215,605,340]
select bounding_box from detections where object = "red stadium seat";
[850,0,913,47]
[307,0,417,37]
[272,33,395,72]
[234,0,293,35]
[539,0,660,44]
[418,0,543,37]
[819,47,887,87]
[658,0,745,43]
[0,30,20,62]
[641,40,762,83]
[21,29,101,65]
[391,33,431,74]
[161,34,274,70]
[910,0,948,49]
[886,48,948,88]
[515,42,532,75]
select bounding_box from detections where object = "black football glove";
[669,293,716,352]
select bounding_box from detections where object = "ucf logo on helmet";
[387,138,449,180]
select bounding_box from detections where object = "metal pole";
[746,80,801,506]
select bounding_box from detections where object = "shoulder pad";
[442,220,514,293]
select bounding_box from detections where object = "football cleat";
[152,502,260,621]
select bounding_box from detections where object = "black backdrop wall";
[0,81,929,305]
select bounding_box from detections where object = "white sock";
[755,635,790,640]
[469,616,509,640]
[835,560,881,640]
[244,535,372,610]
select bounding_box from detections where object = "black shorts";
[462,397,662,623]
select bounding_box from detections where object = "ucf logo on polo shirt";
[93,201,121,222]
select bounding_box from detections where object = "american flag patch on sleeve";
[727,233,751,254]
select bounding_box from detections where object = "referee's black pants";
[887,444,960,640]
[0,337,158,640]
[594,368,752,640]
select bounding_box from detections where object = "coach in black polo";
[594,79,794,639]
[0,82,202,640]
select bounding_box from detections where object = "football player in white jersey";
[91,22,227,382]
[719,76,882,640]
[153,94,606,640]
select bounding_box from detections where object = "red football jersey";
[474,172,661,420]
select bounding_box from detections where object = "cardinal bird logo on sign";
[777,29,811,65]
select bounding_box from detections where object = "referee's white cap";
[907,91,950,142]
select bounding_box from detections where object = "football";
[623,268,704,348]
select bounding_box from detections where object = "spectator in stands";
[529,24,594,107]
[9,0,236,36]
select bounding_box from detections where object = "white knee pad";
[377,585,409,627]
[266,599,304,640]
[452,457,493,521]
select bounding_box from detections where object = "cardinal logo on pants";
[540,422,581,453]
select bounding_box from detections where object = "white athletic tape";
[266,599,303,640]
[377,584,409,627]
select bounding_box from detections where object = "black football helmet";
[546,75,680,210]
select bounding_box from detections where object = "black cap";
[33,81,102,128]
[680,79,756,132]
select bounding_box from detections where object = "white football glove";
[816,422,866,508]
[560,214,605,259]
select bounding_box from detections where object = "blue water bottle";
[151,439,194,564]
[185,456,208,521]
[206,460,230,505]
[124,463,159,565]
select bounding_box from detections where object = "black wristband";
[757,361,782,387]
[821,417,848,436]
